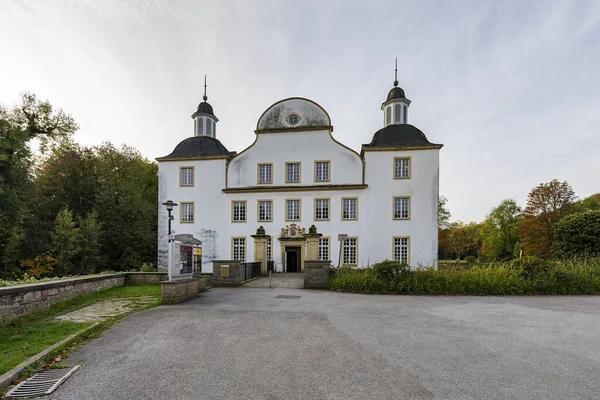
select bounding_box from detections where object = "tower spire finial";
[203,75,208,101]
[394,58,398,87]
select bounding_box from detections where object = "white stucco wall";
[364,149,439,267]
[158,158,228,272]
[227,129,363,188]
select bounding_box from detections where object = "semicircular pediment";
[257,98,331,131]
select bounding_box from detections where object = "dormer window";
[286,114,300,126]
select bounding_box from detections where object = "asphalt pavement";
[47,288,600,400]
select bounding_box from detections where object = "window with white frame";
[286,162,300,183]
[342,238,357,265]
[258,164,272,184]
[232,201,246,222]
[394,237,409,263]
[286,199,300,221]
[267,237,272,261]
[315,199,329,220]
[315,161,330,182]
[258,200,272,222]
[181,202,194,223]
[394,157,410,179]
[394,197,410,220]
[318,237,330,261]
[342,198,357,220]
[232,237,246,261]
[180,167,194,187]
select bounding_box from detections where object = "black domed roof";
[386,87,406,102]
[196,101,214,115]
[363,124,442,149]
[157,136,236,160]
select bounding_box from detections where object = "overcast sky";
[1,0,599,222]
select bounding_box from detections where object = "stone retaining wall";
[0,274,126,321]
[161,278,204,305]
[212,260,242,286]
[125,272,168,286]
[304,260,331,289]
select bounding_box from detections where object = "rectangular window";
[180,167,194,187]
[267,237,273,261]
[258,163,272,184]
[180,202,194,223]
[342,198,358,220]
[286,199,301,221]
[394,237,409,264]
[232,237,246,261]
[315,161,330,182]
[258,200,273,222]
[286,162,301,183]
[393,197,410,220]
[342,238,357,265]
[394,157,410,179]
[232,201,247,222]
[318,237,330,261]
[314,198,330,221]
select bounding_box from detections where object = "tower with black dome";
[382,59,410,126]
[192,76,219,138]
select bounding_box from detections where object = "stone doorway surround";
[252,224,322,274]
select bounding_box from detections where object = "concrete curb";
[0,322,100,390]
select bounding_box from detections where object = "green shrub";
[328,258,600,295]
[464,256,476,266]
[510,256,552,279]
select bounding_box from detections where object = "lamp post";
[161,200,178,281]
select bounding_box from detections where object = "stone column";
[251,226,270,276]
[303,224,323,262]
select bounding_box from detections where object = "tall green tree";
[518,180,576,258]
[438,196,451,229]
[77,211,103,274]
[0,93,77,277]
[553,211,600,257]
[481,199,522,260]
[51,208,81,276]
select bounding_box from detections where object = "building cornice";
[156,155,231,162]
[223,184,368,194]
[361,145,443,154]
[254,126,333,134]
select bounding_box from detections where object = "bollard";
[269,270,272,288]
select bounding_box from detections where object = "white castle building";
[157,73,442,273]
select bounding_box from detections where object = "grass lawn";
[0,285,160,375]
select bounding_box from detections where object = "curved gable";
[257,98,331,131]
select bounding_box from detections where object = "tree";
[481,199,522,260]
[574,193,600,213]
[0,93,77,277]
[438,196,451,229]
[77,211,103,274]
[518,180,576,258]
[447,221,476,263]
[553,211,600,257]
[51,208,81,276]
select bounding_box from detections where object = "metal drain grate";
[275,295,301,299]
[5,365,80,398]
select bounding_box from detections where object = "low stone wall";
[126,272,168,286]
[304,260,331,289]
[161,278,202,305]
[212,260,242,286]
[0,274,126,321]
